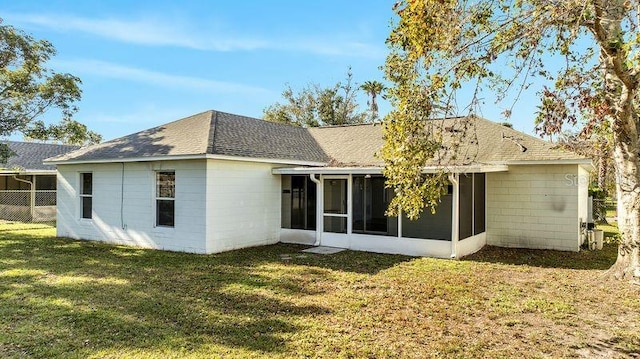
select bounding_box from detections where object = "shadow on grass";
[464,243,618,270]
[0,231,337,357]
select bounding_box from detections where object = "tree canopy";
[383,0,639,282]
[360,80,386,122]
[264,68,368,127]
[0,19,101,159]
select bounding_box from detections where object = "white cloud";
[51,58,273,96]
[5,12,385,58]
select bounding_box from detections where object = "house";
[0,141,79,222]
[45,110,592,257]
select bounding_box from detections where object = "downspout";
[309,174,322,246]
[13,175,35,220]
[121,163,126,230]
[449,173,459,259]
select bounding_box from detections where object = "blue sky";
[1,1,545,141]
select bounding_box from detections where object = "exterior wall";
[457,232,486,257]
[57,160,208,253]
[280,228,315,245]
[486,164,582,251]
[205,159,281,253]
[320,231,452,258]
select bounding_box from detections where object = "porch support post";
[31,176,36,220]
[309,174,322,246]
[449,173,460,259]
[347,174,352,235]
[398,209,402,238]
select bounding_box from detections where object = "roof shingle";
[46,110,587,166]
[1,141,79,171]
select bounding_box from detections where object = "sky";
[1,0,546,142]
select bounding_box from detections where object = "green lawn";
[0,222,638,358]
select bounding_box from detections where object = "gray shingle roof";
[46,110,587,166]
[211,111,327,162]
[47,111,215,162]
[1,141,79,171]
[47,110,328,164]
[307,116,586,167]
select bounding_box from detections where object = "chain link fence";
[0,190,56,222]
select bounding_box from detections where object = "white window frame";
[155,171,175,228]
[79,172,93,220]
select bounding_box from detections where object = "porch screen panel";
[291,176,305,229]
[352,176,397,236]
[305,178,317,229]
[324,179,347,214]
[473,173,486,234]
[402,194,452,240]
[323,178,347,233]
[281,175,292,228]
[459,174,473,240]
[281,175,316,230]
[324,217,347,234]
[35,175,56,190]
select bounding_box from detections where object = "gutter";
[45,153,327,167]
[12,175,35,219]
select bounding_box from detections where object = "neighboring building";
[46,110,592,257]
[0,141,79,222]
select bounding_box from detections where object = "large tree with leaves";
[383,0,639,282]
[0,19,100,159]
[264,68,367,127]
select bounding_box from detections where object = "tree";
[360,80,386,121]
[383,1,639,283]
[0,19,101,157]
[264,68,367,127]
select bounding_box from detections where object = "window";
[156,171,175,227]
[80,173,92,219]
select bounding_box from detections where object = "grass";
[0,222,638,358]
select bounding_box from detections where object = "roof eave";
[503,158,594,166]
[0,170,56,175]
[44,154,210,165]
[45,153,328,167]
[272,164,509,175]
[207,154,327,166]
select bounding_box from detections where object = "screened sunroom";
[278,169,490,258]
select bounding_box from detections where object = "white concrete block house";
[45,110,593,257]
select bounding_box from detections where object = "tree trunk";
[591,0,640,284]
[608,137,640,284]
[597,148,608,193]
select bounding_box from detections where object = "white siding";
[205,159,281,253]
[57,160,208,253]
[486,164,581,251]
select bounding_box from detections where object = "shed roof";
[1,141,79,172]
